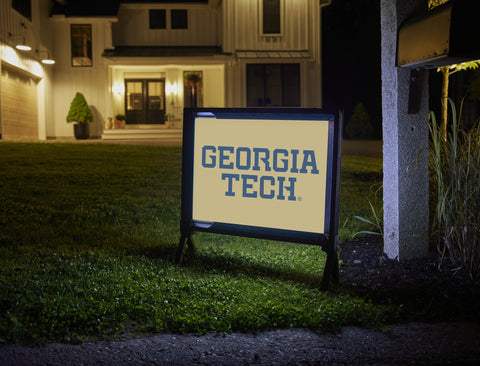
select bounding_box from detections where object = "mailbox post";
[381,0,479,261]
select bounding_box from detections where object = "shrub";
[429,99,480,279]
[66,92,93,124]
[345,103,374,139]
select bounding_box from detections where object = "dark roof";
[51,0,120,17]
[50,0,208,17]
[103,46,226,58]
[121,1,208,3]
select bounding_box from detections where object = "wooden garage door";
[1,65,38,140]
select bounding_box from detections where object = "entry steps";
[102,126,182,142]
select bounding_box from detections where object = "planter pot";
[74,123,89,139]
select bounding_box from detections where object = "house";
[0,0,331,142]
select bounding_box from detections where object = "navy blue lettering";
[202,145,216,168]
[260,176,275,199]
[277,177,296,201]
[236,147,251,170]
[290,149,299,173]
[300,150,319,174]
[218,146,234,169]
[241,174,258,198]
[273,149,288,172]
[222,173,239,196]
[253,148,271,171]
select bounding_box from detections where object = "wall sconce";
[112,83,125,95]
[166,82,178,96]
[36,49,55,65]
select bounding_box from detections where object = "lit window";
[71,25,92,67]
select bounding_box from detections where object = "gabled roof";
[121,1,208,3]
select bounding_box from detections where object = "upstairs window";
[71,24,92,67]
[12,0,31,20]
[149,9,166,29]
[262,0,281,34]
[171,9,188,29]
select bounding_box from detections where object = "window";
[263,0,281,34]
[171,9,188,29]
[12,0,31,20]
[247,64,300,107]
[184,71,203,108]
[71,25,92,67]
[149,9,166,29]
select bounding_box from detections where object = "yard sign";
[177,108,342,289]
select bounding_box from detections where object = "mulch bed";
[338,236,480,323]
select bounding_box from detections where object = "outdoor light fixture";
[16,41,31,51]
[37,49,55,65]
[166,82,178,95]
[14,23,31,51]
[112,83,124,95]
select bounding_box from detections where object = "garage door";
[1,65,38,140]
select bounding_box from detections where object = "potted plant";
[115,114,126,128]
[66,92,93,139]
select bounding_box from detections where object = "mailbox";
[397,0,480,68]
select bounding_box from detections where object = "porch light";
[167,82,178,95]
[112,83,124,95]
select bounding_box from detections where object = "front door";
[125,79,165,124]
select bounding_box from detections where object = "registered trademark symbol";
[298,196,303,202]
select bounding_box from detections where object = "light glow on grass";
[0,143,385,343]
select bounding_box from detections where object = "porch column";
[381,0,429,260]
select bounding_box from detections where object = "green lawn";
[0,142,383,344]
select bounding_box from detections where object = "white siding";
[113,6,220,46]
[223,0,312,52]
[203,67,225,107]
[51,20,110,138]
[0,0,55,140]
[223,0,323,108]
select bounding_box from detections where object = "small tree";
[437,61,480,141]
[66,92,93,124]
[345,103,373,139]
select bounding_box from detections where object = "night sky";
[322,0,382,139]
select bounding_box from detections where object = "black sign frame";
[176,108,342,289]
